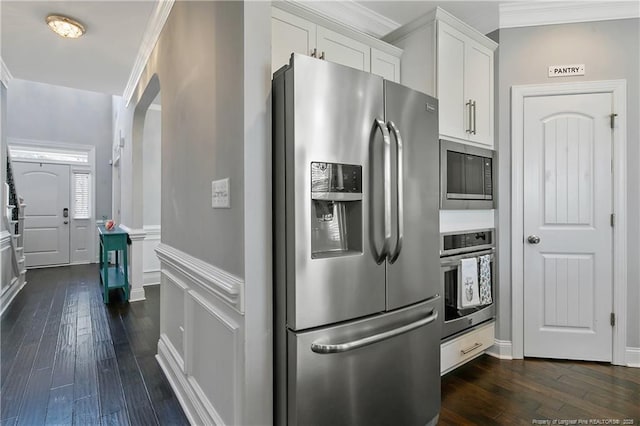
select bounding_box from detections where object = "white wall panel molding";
[186,288,241,425]
[499,1,640,29]
[0,57,12,88]
[0,277,24,317]
[282,0,400,39]
[120,224,146,301]
[143,271,160,286]
[142,225,161,286]
[485,339,513,360]
[156,338,206,426]
[627,347,640,368]
[123,0,175,106]
[143,225,161,240]
[0,231,11,250]
[156,243,244,312]
[160,269,187,367]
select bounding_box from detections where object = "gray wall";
[142,108,161,227]
[6,79,113,221]
[119,1,245,276]
[495,18,640,347]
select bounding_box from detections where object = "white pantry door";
[523,92,613,361]
[13,162,71,267]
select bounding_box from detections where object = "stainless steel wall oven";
[440,228,495,339]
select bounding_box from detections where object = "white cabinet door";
[437,20,494,147]
[465,43,493,146]
[272,8,316,73]
[437,21,467,141]
[317,26,371,72]
[371,48,400,82]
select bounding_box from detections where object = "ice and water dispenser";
[311,162,362,258]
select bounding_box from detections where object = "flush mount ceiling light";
[46,14,85,39]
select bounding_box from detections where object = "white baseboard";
[485,339,513,360]
[129,287,146,302]
[143,270,160,286]
[1,276,26,317]
[626,347,640,368]
[157,335,214,426]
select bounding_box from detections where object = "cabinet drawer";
[441,321,494,374]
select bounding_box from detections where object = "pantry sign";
[548,64,585,77]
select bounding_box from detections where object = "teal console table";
[98,225,130,303]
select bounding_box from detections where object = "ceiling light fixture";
[46,14,85,39]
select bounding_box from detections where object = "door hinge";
[610,312,615,327]
[610,213,615,227]
[610,113,618,129]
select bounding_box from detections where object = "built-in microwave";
[440,140,495,209]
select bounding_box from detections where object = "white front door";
[13,162,70,267]
[523,92,613,362]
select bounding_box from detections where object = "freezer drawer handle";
[310,310,438,354]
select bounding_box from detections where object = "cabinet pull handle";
[460,342,483,355]
[465,100,473,133]
[320,51,325,60]
[472,100,477,135]
[310,48,317,58]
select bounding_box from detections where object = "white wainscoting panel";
[161,269,186,367]
[1,230,24,316]
[187,289,241,425]
[143,225,161,286]
[155,242,246,425]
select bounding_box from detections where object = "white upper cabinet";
[272,8,316,72]
[271,6,401,82]
[371,48,401,83]
[385,7,497,148]
[437,21,494,146]
[316,26,371,72]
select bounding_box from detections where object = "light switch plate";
[212,178,230,208]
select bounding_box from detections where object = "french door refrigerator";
[273,54,441,426]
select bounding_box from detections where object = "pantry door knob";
[527,235,541,244]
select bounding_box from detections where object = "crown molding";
[123,0,174,107]
[279,0,400,39]
[499,1,640,29]
[384,7,497,51]
[0,57,13,88]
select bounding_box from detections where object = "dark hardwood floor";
[440,354,640,425]
[3,264,639,425]
[0,264,188,425]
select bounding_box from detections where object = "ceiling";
[1,1,156,95]
[0,1,498,96]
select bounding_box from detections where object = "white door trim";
[511,80,627,365]
[8,138,97,266]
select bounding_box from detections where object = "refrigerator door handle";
[387,121,404,264]
[370,118,392,263]
[310,310,438,354]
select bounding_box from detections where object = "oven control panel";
[441,229,495,257]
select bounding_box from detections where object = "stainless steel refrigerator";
[273,54,441,426]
